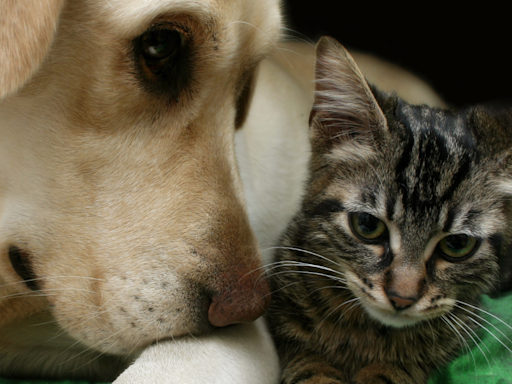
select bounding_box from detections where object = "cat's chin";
[362,305,423,328]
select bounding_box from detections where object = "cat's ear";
[471,105,512,155]
[309,36,388,155]
[472,106,512,194]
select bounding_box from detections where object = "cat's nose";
[386,292,417,310]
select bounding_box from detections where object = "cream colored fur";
[0,0,282,382]
[0,1,444,382]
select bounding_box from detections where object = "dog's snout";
[208,271,271,327]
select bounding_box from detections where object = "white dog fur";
[0,1,445,382]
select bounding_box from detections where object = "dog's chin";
[48,284,214,355]
[52,308,213,355]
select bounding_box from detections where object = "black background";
[282,2,511,108]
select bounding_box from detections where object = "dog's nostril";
[8,246,39,290]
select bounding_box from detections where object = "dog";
[0,0,284,382]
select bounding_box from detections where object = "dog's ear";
[0,0,65,100]
[235,67,257,129]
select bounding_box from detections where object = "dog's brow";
[98,0,217,36]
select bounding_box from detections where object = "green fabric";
[2,293,511,384]
[429,291,512,384]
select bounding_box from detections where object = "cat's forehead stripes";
[389,101,477,216]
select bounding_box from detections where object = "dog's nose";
[208,272,271,327]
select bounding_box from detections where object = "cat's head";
[305,36,512,328]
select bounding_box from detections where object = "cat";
[266,36,512,384]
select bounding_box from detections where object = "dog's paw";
[113,318,279,384]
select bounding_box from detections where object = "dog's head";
[0,0,281,355]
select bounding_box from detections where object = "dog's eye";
[141,29,182,62]
[140,29,184,75]
[135,26,191,101]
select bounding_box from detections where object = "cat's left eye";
[438,234,479,261]
[349,212,387,241]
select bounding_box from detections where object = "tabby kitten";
[267,36,512,384]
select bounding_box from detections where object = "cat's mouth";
[346,271,453,328]
[362,304,422,328]
[346,274,435,328]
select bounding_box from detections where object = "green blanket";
[2,292,512,384]
[429,292,512,384]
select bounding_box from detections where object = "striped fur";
[267,37,512,384]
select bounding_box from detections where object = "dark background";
[282,2,511,108]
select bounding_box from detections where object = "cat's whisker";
[264,260,346,279]
[262,246,345,269]
[247,247,347,287]
[314,297,360,334]
[329,297,362,331]
[426,319,437,351]
[441,316,469,356]
[441,315,475,373]
[465,315,512,356]
[455,302,512,347]
[266,280,305,302]
[448,313,493,375]
[301,284,351,303]
[461,318,503,375]
[251,260,347,290]
[338,298,361,320]
[240,267,269,288]
[265,269,347,285]
[456,300,512,334]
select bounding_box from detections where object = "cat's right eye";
[349,212,387,242]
